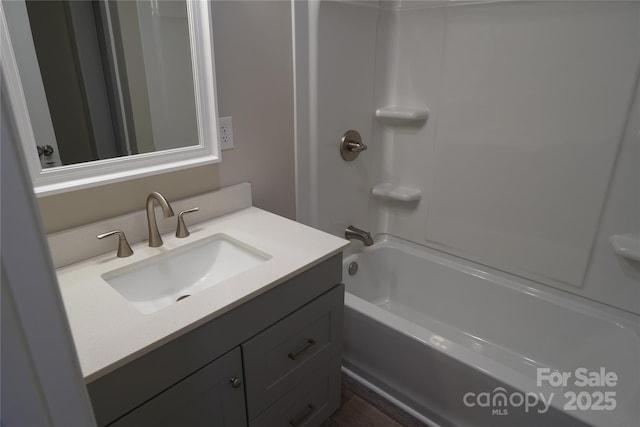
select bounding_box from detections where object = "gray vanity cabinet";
[88,254,343,427]
[242,286,343,426]
[109,348,246,427]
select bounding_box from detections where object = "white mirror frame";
[0,1,220,197]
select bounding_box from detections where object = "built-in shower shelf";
[610,234,640,262]
[375,106,429,123]
[372,183,422,202]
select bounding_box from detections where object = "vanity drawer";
[249,359,341,427]
[242,284,343,420]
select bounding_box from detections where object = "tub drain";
[176,294,191,302]
[348,262,359,276]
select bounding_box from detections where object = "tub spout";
[345,226,374,246]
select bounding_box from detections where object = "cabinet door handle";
[288,339,316,360]
[229,377,242,389]
[289,404,316,427]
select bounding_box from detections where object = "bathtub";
[341,235,639,427]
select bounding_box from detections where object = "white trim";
[1,52,96,426]
[292,0,314,225]
[0,0,220,197]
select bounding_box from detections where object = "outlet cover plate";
[219,116,234,150]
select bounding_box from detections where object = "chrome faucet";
[345,225,374,246]
[146,192,175,247]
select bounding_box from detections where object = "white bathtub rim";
[343,239,640,371]
[342,235,639,427]
[358,234,640,330]
[344,292,548,396]
[344,292,631,427]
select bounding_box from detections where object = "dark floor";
[322,376,427,427]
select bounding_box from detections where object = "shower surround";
[294,1,640,426]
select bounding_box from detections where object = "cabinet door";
[109,347,246,427]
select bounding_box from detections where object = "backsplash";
[47,183,252,268]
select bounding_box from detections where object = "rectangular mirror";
[1,0,220,196]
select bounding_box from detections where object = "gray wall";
[37,1,295,233]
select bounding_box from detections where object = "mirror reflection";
[5,0,198,169]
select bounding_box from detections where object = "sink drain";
[176,294,191,302]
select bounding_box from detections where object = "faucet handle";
[176,207,199,238]
[97,230,134,258]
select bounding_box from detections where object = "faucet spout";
[146,192,174,247]
[345,225,374,246]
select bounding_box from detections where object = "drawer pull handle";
[229,377,242,389]
[289,404,316,427]
[288,339,316,360]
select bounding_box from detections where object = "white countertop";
[56,207,348,382]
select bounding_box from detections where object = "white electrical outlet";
[219,116,234,150]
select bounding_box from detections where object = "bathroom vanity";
[52,184,348,426]
[91,263,344,427]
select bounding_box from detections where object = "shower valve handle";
[346,140,367,152]
[340,130,367,161]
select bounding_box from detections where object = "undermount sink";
[101,234,271,314]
